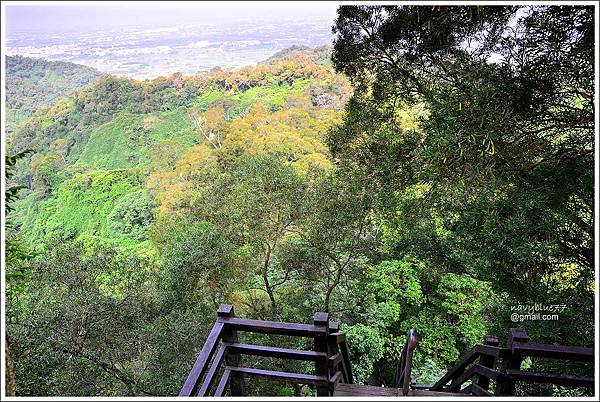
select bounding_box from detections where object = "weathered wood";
[218,316,326,337]
[505,369,594,388]
[476,335,499,391]
[214,367,231,396]
[198,344,227,396]
[512,342,594,361]
[227,366,328,385]
[218,305,246,396]
[313,312,330,396]
[179,321,224,396]
[226,342,327,362]
[495,328,528,395]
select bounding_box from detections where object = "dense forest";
[4,5,595,397]
[5,55,102,134]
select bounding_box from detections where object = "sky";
[5,1,341,33]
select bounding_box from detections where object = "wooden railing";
[430,328,595,396]
[393,328,418,395]
[179,304,353,397]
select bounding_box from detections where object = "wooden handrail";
[179,321,224,396]
[511,342,594,361]
[182,304,353,396]
[226,366,329,385]
[447,364,502,392]
[198,345,227,396]
[504,369,594,388]
[430,329,595,396]
[226,342,327,361]
[217,316,327,337]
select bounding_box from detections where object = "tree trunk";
[5,337,16,396]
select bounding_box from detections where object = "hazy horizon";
[5,2,341,79]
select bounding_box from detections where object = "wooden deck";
[334,383,465,397]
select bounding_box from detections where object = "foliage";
[5,55,101,133]
[107,190,156,241]
[331,3,594,352]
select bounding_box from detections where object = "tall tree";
[331,5,594,344]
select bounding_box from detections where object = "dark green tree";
[331,3,594,350]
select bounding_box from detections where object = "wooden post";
[314,312,330,396]
[218,304,246,396]
[496,328,528,396]
[477,335,499,391]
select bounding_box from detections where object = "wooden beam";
[505,369,594,388]
[217,316,326,337]
[226,342,327,362]
[214,367,231,396]
[227,366,328,385]
[512,342,594,361]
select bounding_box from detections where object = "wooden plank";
[411,389,470,397]
[226,342,327,361]
[198,345,226,396]
[512,342,594,361]
[227,366,328,385]
[334,383,400,396]
[217,317,326,337]
[214,367,231,396]
[179,321,224,396]
[333,383,467,397]
[505,369,594,388]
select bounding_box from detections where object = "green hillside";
[8,46,351,257]
[5,55,102,133]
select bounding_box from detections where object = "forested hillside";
[4,5,595,397]
[5,55,102,134]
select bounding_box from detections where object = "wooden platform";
[333,383,466,397]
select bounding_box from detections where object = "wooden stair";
[334,383,465,397]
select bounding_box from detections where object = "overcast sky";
[5,1,341,33]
